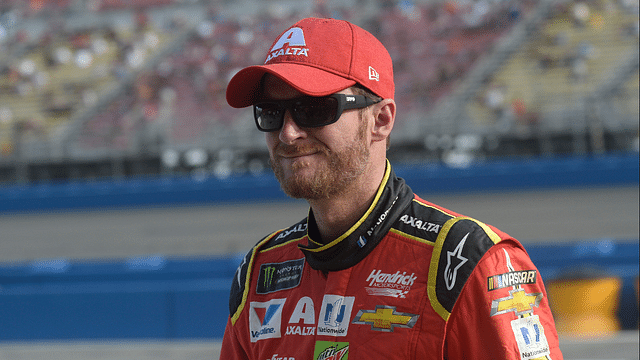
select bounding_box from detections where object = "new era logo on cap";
[369,66,379,81]
[226,17,394,108]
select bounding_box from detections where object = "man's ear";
[371,99,396,143]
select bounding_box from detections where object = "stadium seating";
[1,0,637,182]
[0,0,185,160]
[465,0,639,143]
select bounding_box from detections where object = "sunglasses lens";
[254,96,342,132]
[291,97,339,128]
[254,103,284,131]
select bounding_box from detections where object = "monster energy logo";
[257,258,305,294]
[263,266,277,288]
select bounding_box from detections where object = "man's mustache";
[274,143,329,157]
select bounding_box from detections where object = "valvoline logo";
[249,299,286,342]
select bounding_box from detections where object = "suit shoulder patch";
[228,230,279,323]
[261,218,308,251]
[393,200,455,243]
[427,217,502,321]
[228,219,308,324]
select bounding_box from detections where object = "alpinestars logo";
[265,27,309,63]
[444,233,469,290]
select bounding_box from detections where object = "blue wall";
[0,255,242,340]
[0,241,637,341]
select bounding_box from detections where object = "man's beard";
[270,124,369,200]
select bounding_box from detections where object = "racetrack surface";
[0,331,638,360]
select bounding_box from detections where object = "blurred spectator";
[484,83,507,121]
[0,0,636,177]
[572,1,591,27]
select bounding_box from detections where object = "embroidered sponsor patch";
[265,355,295,360]
[365,269,417,298]
[249,299,286,342]
[511,315,550,360]
[365,287,409,298]
[265,27,310,63]
[313,341,349,360]
[317,295,355,337]
[444,232,469,290]
[257,258,305,294]
[352,305,419,332]
[490,289,543,317]
[488,270,537,291]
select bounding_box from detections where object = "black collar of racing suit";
[298,161,414,272]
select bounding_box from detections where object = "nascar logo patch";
[488,269,537,291]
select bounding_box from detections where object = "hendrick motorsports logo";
[257,258,305,294]
[365,269,417,298]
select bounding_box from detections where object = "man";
[221,17,563,360]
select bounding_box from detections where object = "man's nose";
[278,110,307,144]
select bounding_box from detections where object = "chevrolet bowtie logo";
[490,289,543,316]
[352,305,419,332]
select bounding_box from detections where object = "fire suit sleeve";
[444,240,563,360]
[220,316,250,360]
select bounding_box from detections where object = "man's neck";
[307,161,386,244]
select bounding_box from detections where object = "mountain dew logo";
[313,341,349,360]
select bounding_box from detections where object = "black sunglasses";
[253,94,381,132]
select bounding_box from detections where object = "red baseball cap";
[226,17,394,108]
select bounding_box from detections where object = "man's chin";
[275,167,333,200]
[280,178,333,200]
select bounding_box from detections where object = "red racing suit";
[221,164,563,360]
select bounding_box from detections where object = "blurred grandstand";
[0,0,637,183]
